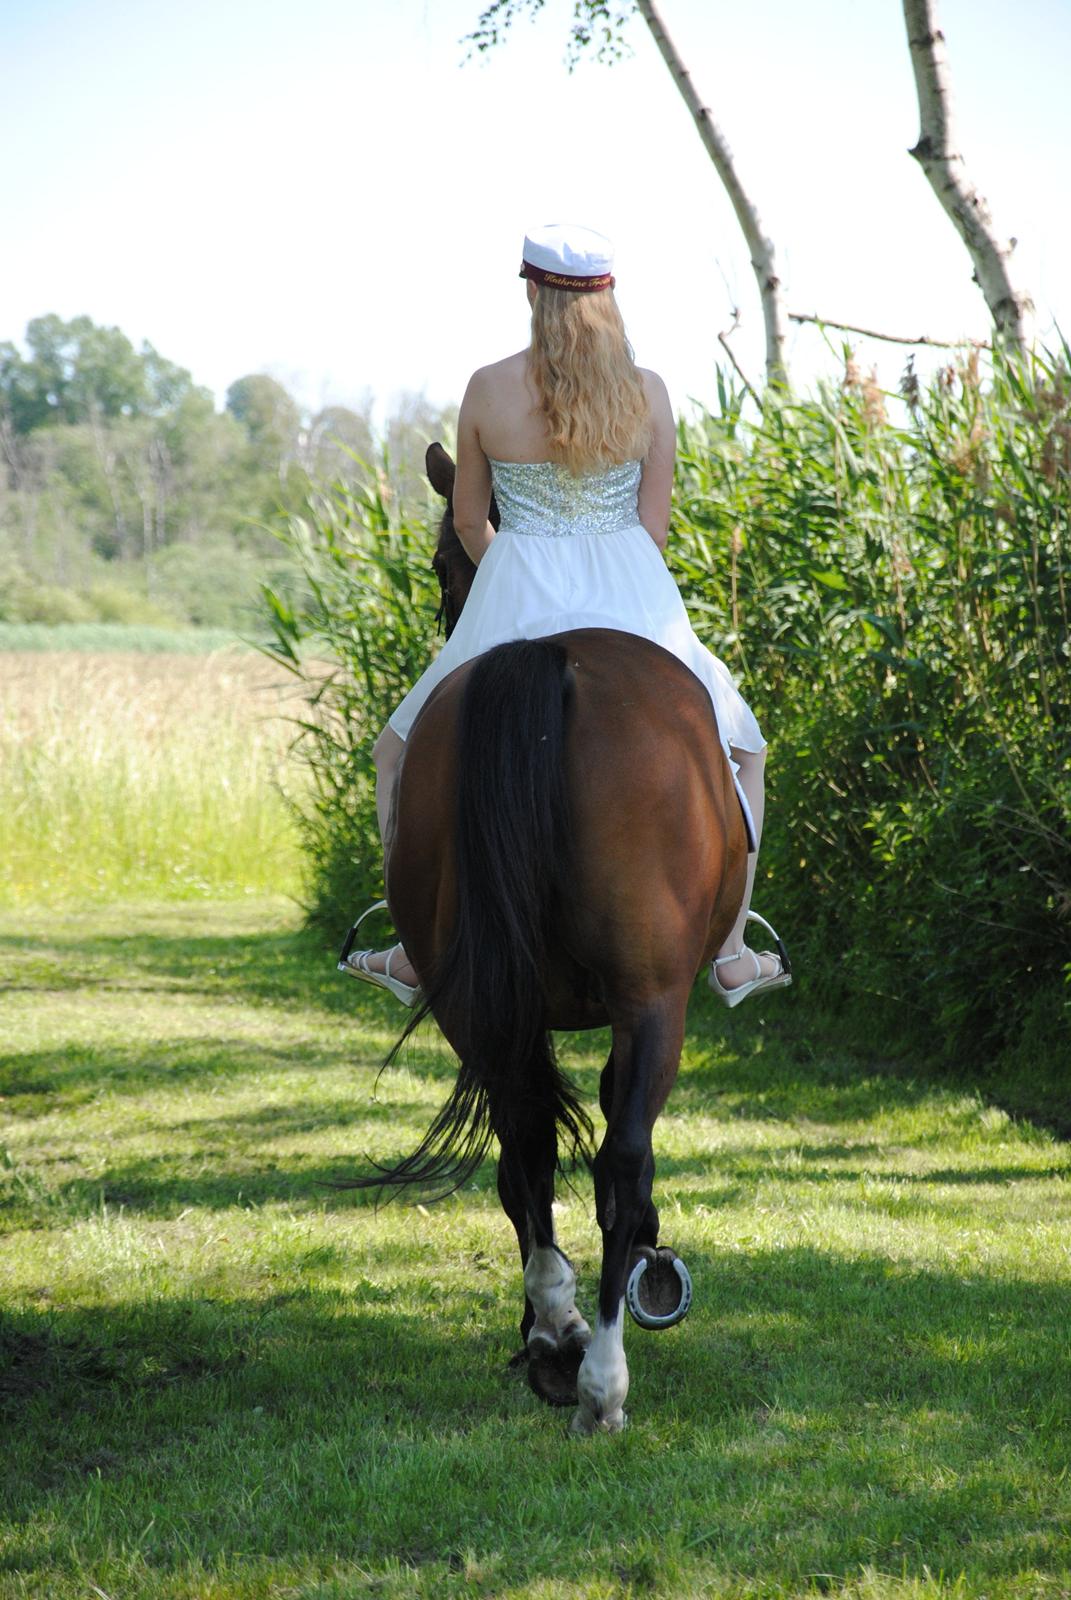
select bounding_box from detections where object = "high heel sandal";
[337,900,422,1007]
[709,910,793,1009]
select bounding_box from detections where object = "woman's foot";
[340,942,421,1005]
[336,902,421,1004]
[712,947,782,991]
[356,945,419,988]
[709,912,793,1009]
[709,946,791,1008]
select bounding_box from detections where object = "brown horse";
[354,444,750,1434]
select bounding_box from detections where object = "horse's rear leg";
[574,998,687,1435]
[599,1049,659,1252]
[497,1113,590,1379]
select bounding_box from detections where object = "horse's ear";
[426,442,456,503]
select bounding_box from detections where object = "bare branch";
[637,0,787,386]
[717,313,762,408]
[789,310,990,351]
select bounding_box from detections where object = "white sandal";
[709,911,793,1009]
[337,900,422,1006]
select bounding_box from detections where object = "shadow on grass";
[4,919,1066,1234]
[25,1135,1066,1231]
[0,1031,461,1112]
[42,1146,494,1219]
[2,919,947,1114]
[2,1243,1069,1590]
[0,920,361,1015]
[5,911,1067,1137]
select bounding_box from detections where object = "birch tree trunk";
[636,0,788,387]
[90,408,129,559]
[902,0,1032,352]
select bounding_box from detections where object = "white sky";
[2,0,1068,426]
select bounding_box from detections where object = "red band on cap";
[520,261,615,293]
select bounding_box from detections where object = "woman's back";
[469,350,665,468]
[467,350,669,531]
[468,352,550,464]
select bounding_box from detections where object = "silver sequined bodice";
[489,458,641,537]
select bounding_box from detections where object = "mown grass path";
[2,900,1069,1600]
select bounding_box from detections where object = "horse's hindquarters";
[555,629,748,997]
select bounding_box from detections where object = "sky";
[2,0,1069,427]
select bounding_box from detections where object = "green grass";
[0,624,265,653]
[2,899,1069,1599]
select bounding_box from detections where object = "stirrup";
[337,902,422,1006]
[709,910,793,1009]
[337,899,388,972]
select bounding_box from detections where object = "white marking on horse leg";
[523,1245,591,1353]
[572,1302,628,1435]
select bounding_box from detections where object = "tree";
[902,0,1032,352]
[140,342,207,415]
[305,403,375,482]
[385,392,460,510]
[0,316,194,433]
[225,374,301,480]
[467,0,788,384]
[23,314,148,424]
[0,342,51,433]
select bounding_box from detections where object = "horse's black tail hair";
[349,638,595,1201]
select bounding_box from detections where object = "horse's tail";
[365,637,594,1200]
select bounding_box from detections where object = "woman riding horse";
[345,222,790,1009]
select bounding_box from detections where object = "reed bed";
[0,650,306,904]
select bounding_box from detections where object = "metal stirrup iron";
[746,908,793,978]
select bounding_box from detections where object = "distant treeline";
[0,314,456,629]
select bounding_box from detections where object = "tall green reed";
[672,349,1070,1060]
[262,469,441,928]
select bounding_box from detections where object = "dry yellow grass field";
[0,649,308,904]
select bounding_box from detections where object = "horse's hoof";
[570,1405,627,1436]
[625,1246,693,1329]
[526,1335,586,1408]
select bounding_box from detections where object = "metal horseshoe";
[625,1253,694,1330]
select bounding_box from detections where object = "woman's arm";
[636,370,676,552]
[452,370,497,565]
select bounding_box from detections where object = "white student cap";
[519,223,616,292]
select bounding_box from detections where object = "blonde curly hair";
[528,286,652,476]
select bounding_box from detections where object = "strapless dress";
[388,458,764,762]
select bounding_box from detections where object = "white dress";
[388,458,765,764]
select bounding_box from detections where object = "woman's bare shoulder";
[462,353,540,458]
[467,350,529,393]
[640,369,675,441]
[638,366,671,402]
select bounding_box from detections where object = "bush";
[0,558,96,624]
[151,542,297,629]
[83,578,181,626]
[0,554,183,627]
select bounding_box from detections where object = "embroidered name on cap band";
[519,261,615,292]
